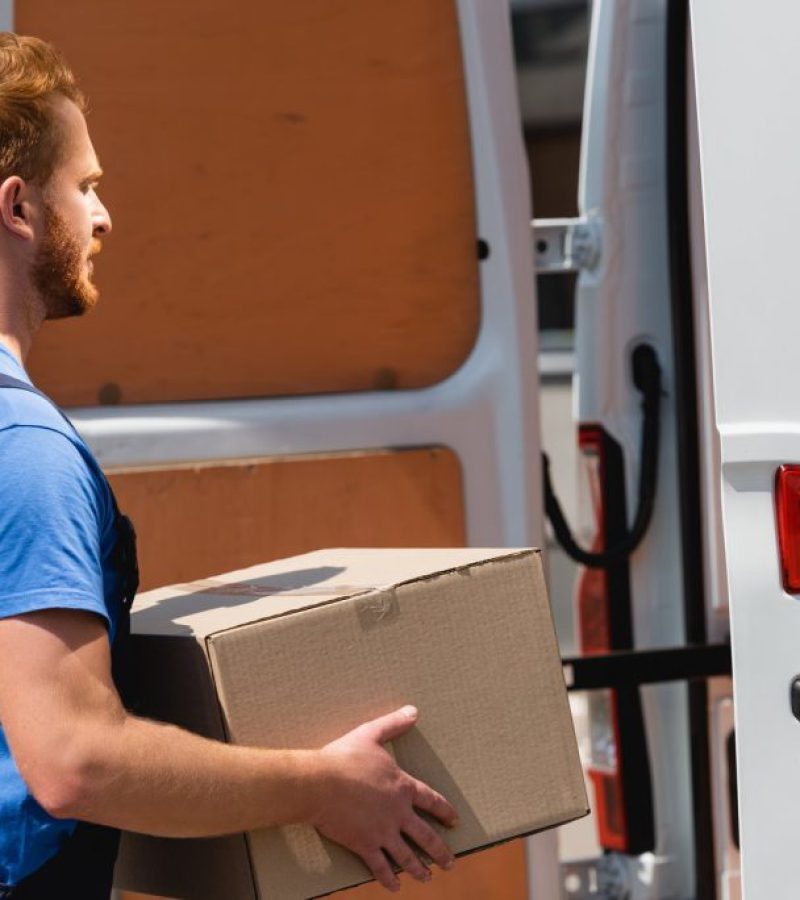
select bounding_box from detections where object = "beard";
[31,203,100,320]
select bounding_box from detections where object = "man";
[0,34,456,898]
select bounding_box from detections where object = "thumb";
[366,705,418,744]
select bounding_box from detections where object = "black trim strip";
[665,2,718,898]
[599,431,655,854]
[564,644,732,691]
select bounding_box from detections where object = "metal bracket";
[563,643,732,692]
[532,216,602,274]
[562,857,602,899]
[561,855,629,900]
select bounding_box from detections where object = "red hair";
[0,33,85,184]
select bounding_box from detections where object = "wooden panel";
[18,0,480,406]
[122,841,526,900]
[341,840,527,900]
[107,447,466,591]
[113,447,526,898]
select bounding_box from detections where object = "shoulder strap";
[0,372,138,609]
[0,373,79,436]
[0,373,121,513]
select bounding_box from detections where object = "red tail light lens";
[576,425,610,655]
[775,465,800,592]
[587,693,628,850]
[576,423,629,851]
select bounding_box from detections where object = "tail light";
[575,424,654,854]
[775,465,800,592]
[576,426,610,652]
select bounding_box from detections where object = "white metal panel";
[576,0,693,894]
[690,2,800,896]
[686,30,730,638]
[62,1,556,895]
[688,29,738,898]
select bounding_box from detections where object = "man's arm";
[0,608,457,891]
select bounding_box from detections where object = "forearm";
[0,610,457,891]
[32,695,458,892]
[57,712,323,837]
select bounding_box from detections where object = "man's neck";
[0,334,24,364]
[0,274,44,365]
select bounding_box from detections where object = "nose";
[93,197,112,236]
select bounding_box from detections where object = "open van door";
[690,2,800,896]
[12,0,557,897]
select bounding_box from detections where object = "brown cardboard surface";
[116,549,588,899]
[130,548,515,637]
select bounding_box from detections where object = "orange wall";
[18,0,480,406]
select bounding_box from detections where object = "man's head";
[0,33,111,322]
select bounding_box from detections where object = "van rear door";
[690,3,800,896]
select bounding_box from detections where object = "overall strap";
[0,373,139,607]
[0,373,136,894]
[0,374,80,437]
[0,375,122,511]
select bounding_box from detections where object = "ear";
[0,177,35,241]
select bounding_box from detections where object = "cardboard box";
[115,548,588,899]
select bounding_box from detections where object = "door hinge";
[532,216,602,274]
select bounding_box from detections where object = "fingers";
[385,837,431,884]
[366,705,418,744]
[402,817,455,872]
[412,780,459,828]
[362,849,401,894]
[363,819,455,893]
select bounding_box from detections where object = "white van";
[533,0,798,898]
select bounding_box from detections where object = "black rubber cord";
[543,343,662,568]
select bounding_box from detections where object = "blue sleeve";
[0,425,110,628]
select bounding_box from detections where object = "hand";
[310,705,458,893]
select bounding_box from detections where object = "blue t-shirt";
[0,345,122,885]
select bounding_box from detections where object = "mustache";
[89,238,102,257]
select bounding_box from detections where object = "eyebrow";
[80,168,104,186]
